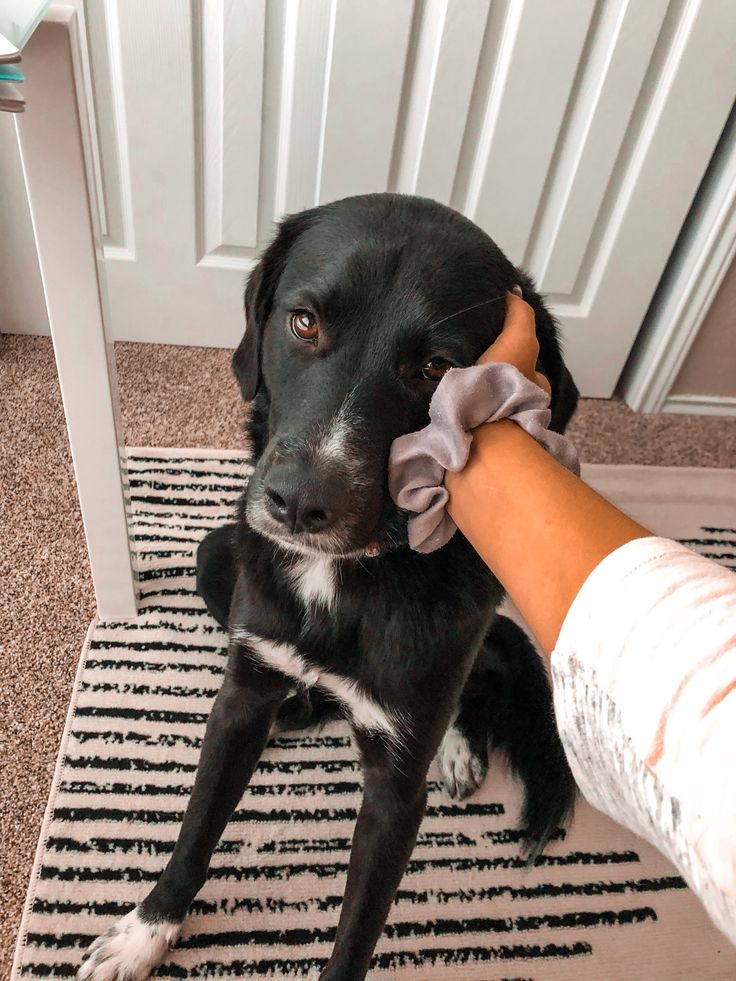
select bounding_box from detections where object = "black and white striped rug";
[12,449,736,979]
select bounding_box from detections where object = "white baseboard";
[662,394,736,417]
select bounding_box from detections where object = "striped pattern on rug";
[12,450,736,980]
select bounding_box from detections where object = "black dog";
[79,194,578,981]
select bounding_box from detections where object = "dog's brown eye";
[421,358,452,381]
[290,310,319,342]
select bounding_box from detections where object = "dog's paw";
[437,725,488,800]
[77,907,181,981]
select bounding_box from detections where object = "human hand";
[476,292,551,395]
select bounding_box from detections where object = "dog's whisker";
[424,292,508,331]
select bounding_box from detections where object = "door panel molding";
[559,0,736,394]
[316,0,414,204]
[195,0,266,260]
[83,0,136,259]
[273,0,333,217]
[525,0,669,296]
[461,0,594,266]
[392,0,489,203]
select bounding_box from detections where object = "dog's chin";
[245,501,381,561]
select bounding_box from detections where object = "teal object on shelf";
[0,64,24,81]
[0,0,51,50]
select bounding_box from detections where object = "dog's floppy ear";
[232,262,265,402]
[232,210,316,402]
[549,362,579,434]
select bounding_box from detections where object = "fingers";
[476,292,539,368]
[503,290,537,334]
[534,369,552,396]
[475,293,551,394]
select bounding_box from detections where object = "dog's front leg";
[320,731,430,981]
[78,646,289,981]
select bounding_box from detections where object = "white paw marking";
[437,725,486,799]
[470,753,486,785]
[232,629,407,748]
[287,553,337,610]
[77,907,180,981]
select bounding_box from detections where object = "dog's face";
[234,194,575,558]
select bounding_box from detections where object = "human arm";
[444,294,651,655]
[445,295,736,945]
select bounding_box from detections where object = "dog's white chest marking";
[233,629,403,746]
[287,554,337,610]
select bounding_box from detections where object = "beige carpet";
[2,332,736,977]
[10,450,736,979]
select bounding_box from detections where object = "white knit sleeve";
[551,536,736,945]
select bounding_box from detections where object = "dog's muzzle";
[262,457,344,535]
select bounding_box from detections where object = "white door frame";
[620,107,736,415]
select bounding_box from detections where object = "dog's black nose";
[264,469,335,534]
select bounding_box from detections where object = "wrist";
[446,417,545,490]
[389,362,578,554]
[445,419,651,654]
[445,419,554,534]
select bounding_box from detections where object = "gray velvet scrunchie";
[388,362,580,553]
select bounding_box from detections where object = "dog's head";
[234,194,577,559]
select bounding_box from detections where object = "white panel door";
[82,0,736,396]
